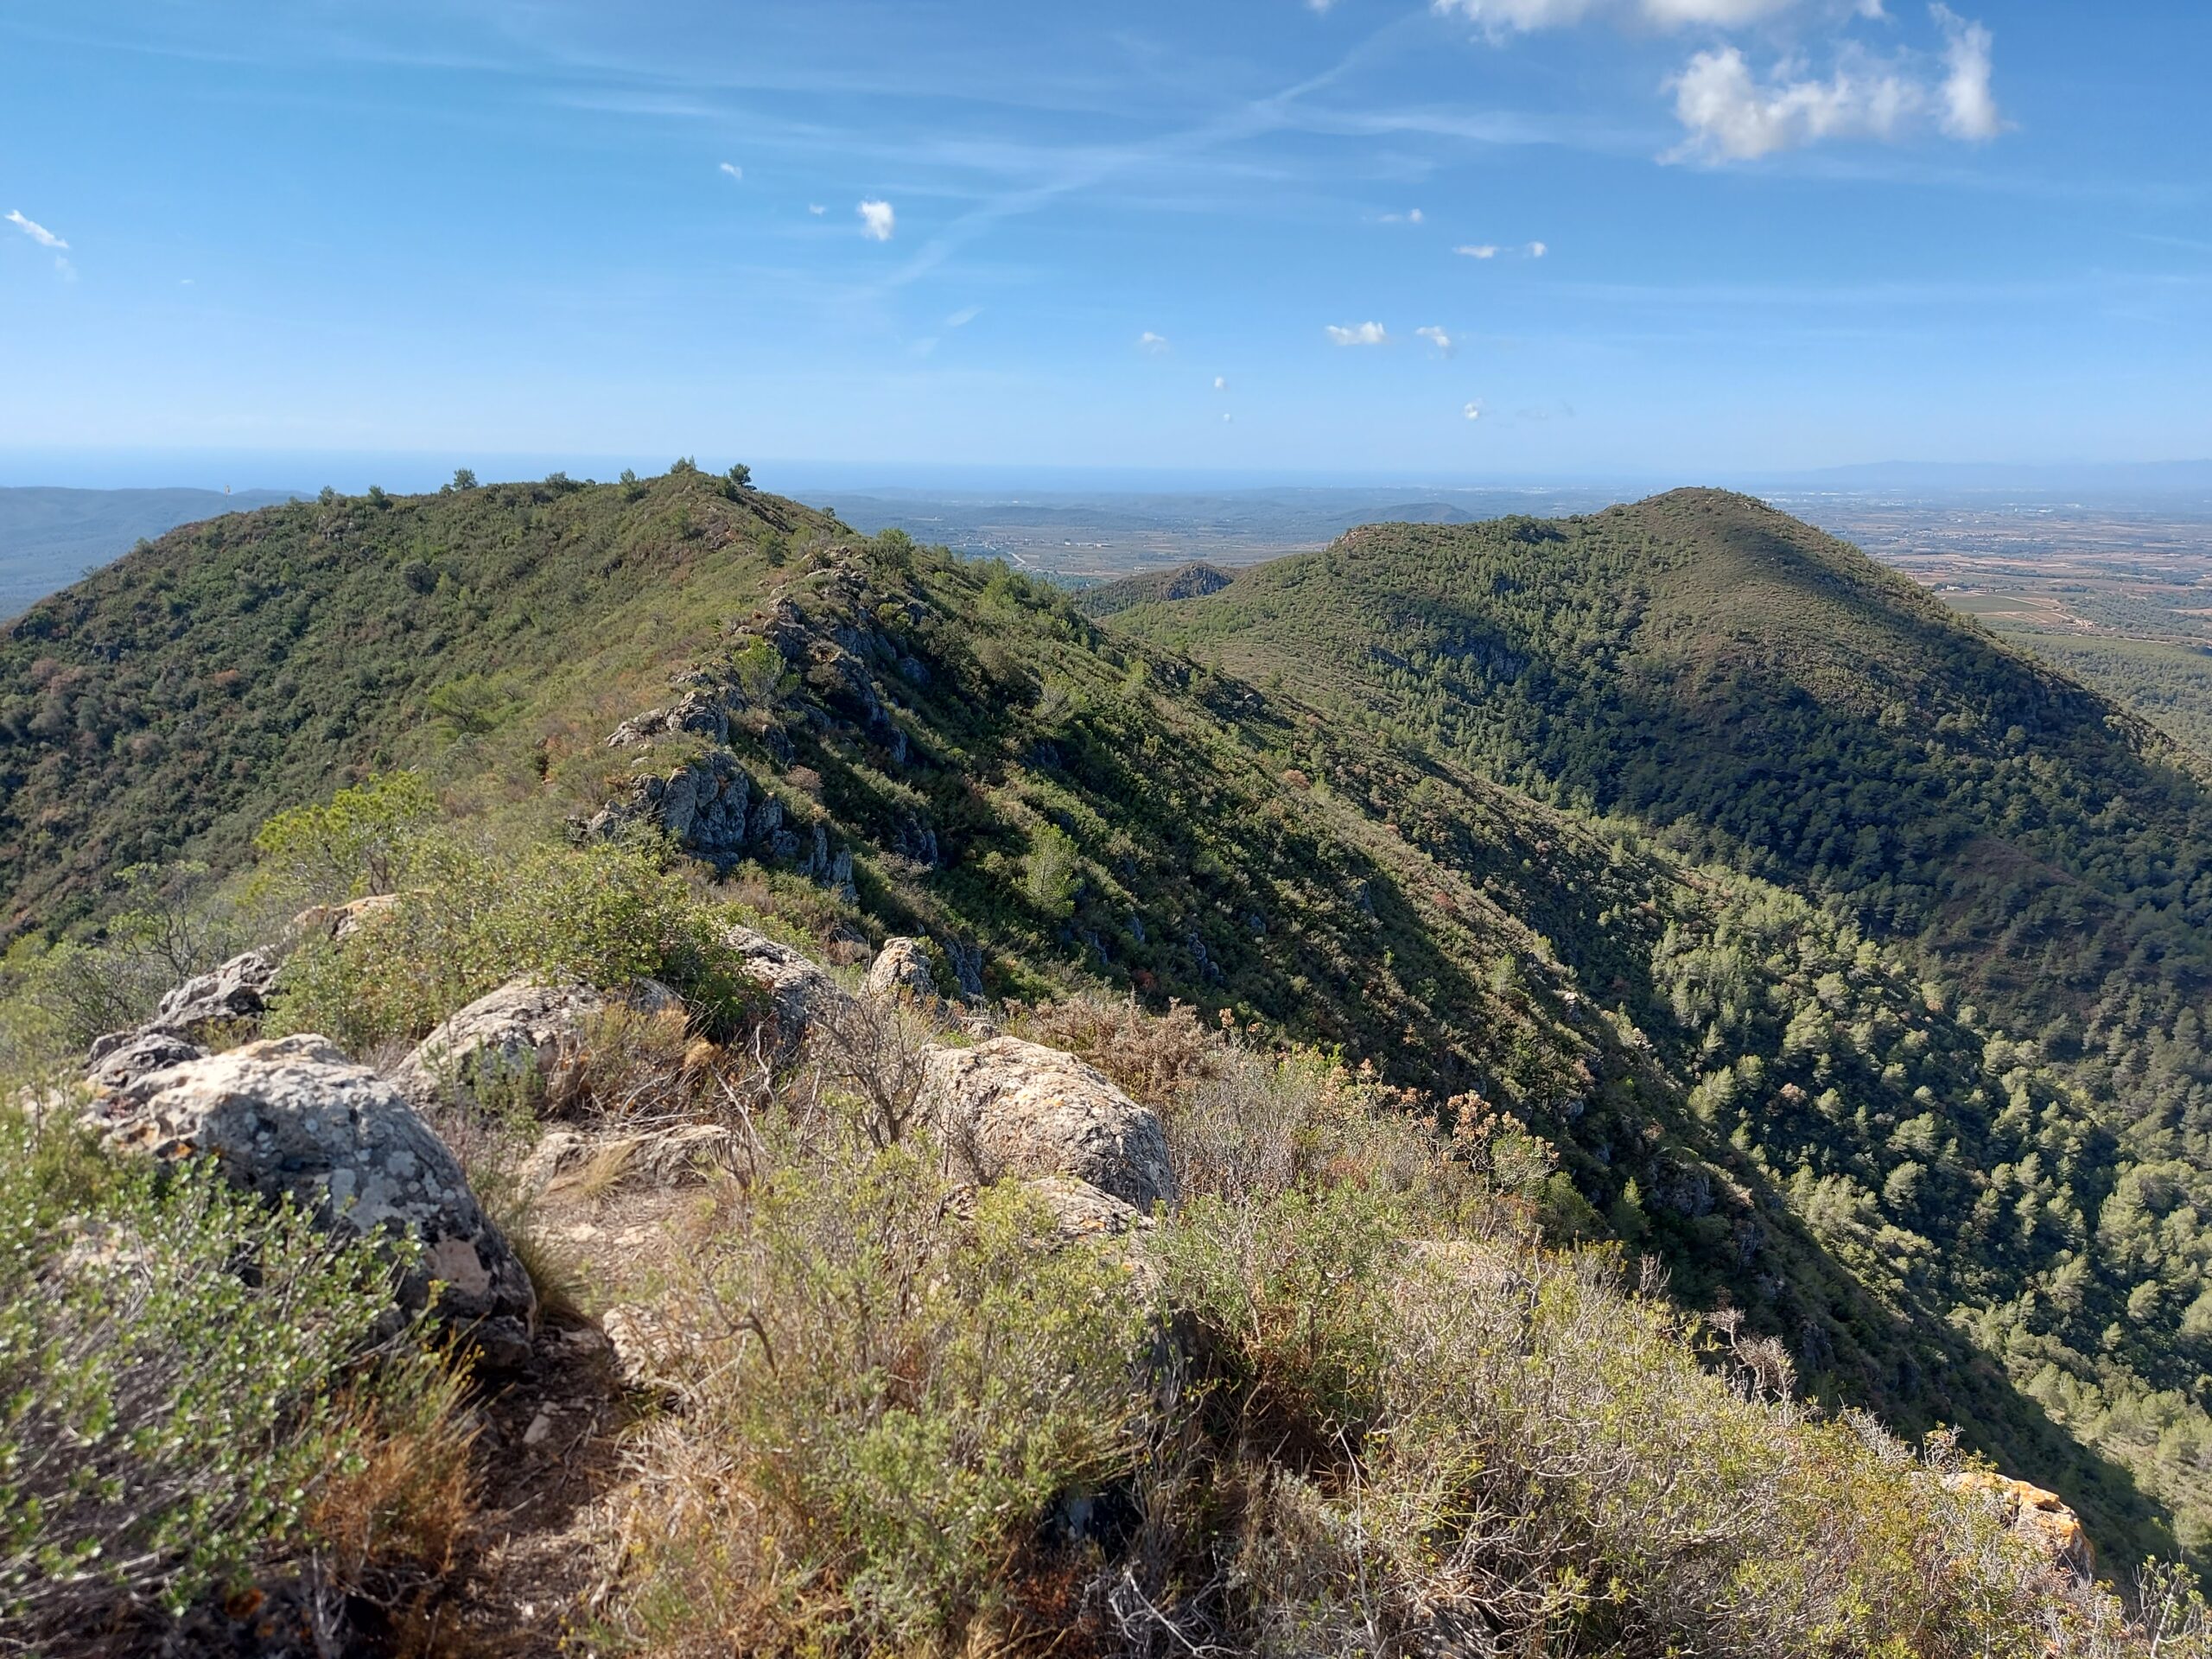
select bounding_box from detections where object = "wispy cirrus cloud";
[718,161,744,181]
[5,210,67,250]
[1325,321,1389,345]
[1416,325,1457,355]
[1140,330,1171,353]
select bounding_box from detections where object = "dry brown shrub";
[303,1361,479,1598]
[1007,995,1218,1108]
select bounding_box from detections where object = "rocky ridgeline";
[585,559,959,916]
[73,917,1173,1375]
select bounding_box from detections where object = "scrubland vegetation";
[8,470,2212,1650]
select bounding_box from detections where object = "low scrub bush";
[267,831,760,1053]
[0,1115,472,1651]
[603,1133,1154,1655]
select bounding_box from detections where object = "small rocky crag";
[725,924,854,1056]
[391,976,679,1117]
[1942,1471,2095,1580]
[864,936,941,1003]
[919,1035,1175,1212]
[84,948,283,1092]
[86,1033,538,1366]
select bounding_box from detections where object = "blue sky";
[1,0,2207,484]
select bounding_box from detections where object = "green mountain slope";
[6,473,2209,1570]
[0,485,299,617]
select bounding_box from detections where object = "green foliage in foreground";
[268,812,765,1052]
[607,1051,2210,1658]
[0,1116,462,1646]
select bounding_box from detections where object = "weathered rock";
[291,892,403,944]
[1019,1175,1153,1246]
[601,1302,690,1398]
[391,977,680,1117]
[517,1122,737,1195]
[865,937,940,1002]
[1942,1471,2094,1580]
[725,925,852,1053]
[919,1037,1175,1211]
[89,1034,537,1364]
[149,950,280,1041]
[86,1029,207,1092]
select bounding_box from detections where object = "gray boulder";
[391,977,680,1117]
[919,1036,1175,1211]
[89,1034,537,1365]
[864,937,940,1003]
[149,950,279,1041]
[86,1029,207,1092]
[725,925,852,1053]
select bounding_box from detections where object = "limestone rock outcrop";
[391,977,678,1116]
[86,1033,537,1365]
[919,1036,1174,1211]
[864,936,940,1003]
[725,924,853,1053]
[149,949,280,1041]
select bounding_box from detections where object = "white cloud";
[1528,240,1548,257]
[718,162,743,181]
[1223,412,1235,422]
[1669,44,1920,160]
[944,305,982,328]
[1325,321,1389,346]
[1640,0,1794,23]
[1665,7,2001,161]
[1416,325,1457,356]
[1464,400,1485,420]
[807,203,827,215]
[1933,4,2001,140]
[857,199,895,240]
[5,210,67,250]
[1455,244,1501,260]
[1380,207,1427,224]
[1140,331,1171,353]
[1213,375,1228,390]
[1432,0,1600,34]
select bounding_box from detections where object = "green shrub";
[0,1115,467,1648]
[607,1138,1152,1653]
[250,770,439,910]
[265,831,759,1052]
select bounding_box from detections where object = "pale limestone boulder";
[864,936,940,1003]
[919,1036,1174,1211]
[89,1033,537,1365]
[392,977,680,1116]
[724,924,852,1053]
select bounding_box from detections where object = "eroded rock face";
[149,950,280,1041]
[86,1029,207,1092]
[391,977,679,1117]
[89,1034,537,1365]
[291,893,402,944]
[919,1037,1175,1211]
[1942,1471,2094,1580]
[864,937,939,1003]
[725,925,852,1054]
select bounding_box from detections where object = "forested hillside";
[8,472,2210,1580]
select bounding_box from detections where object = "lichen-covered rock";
[291,892,402,944]
[725,925,852,1053]
[86,1029,207,1092]
[87,1033,537,1364]
[864,937,939,1003]
[391,977,680,1117]
[919,1037,1175,1211]
[517,1122,737,1194]
[148,950,279,1041]
[1942,1471,2094,1580]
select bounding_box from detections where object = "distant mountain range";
[0,486,298,616]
